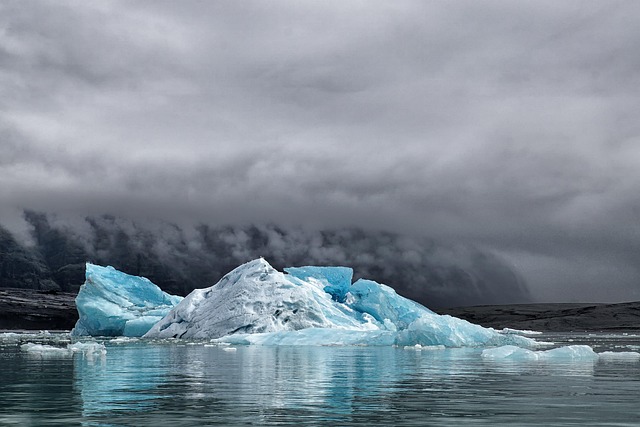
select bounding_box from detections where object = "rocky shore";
[1,286,639,332]
[440,301,640,331]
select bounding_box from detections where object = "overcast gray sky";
[1,0,640,303]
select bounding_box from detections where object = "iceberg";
[72,259,539,348]
[71,263,183,337]
[145,258,534,348]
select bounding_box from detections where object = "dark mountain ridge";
[0,211,531,308]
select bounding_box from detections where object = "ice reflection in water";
[74,342,162,419]
[0,332,640,426]
[72,343,486,425]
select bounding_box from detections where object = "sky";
[1,0,640,303]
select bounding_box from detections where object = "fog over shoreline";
[0,211,531,308]
[1,1,640,303]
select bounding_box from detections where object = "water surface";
[1,331,639,426]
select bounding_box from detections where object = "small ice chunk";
[499,328,542,336]
[68,342,107,357]
[598,351,640,362]
[482,345,598,361]
[0,332,22,341]
[422,345,446,351]
[21,343,71,355]
[404,344,424,350]
[21,341,106,358]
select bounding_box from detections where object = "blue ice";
[285,266,352,302]
[71,263,183,337]
[347,279,434,328]
[73,260,538,349]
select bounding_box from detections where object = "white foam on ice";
[109,337,140,344]
[403,344,446,351]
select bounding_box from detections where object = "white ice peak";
[144,258,369,339]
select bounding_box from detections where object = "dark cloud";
[1,1,640,303]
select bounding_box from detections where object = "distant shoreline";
[439,302,640,332]
[1,287,639,332]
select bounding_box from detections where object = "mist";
[0,212,529,308]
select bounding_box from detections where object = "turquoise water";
[1,332,640,426]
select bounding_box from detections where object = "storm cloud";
[1,1,640,302]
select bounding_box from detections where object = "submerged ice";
[144,258,533,348]
[72,263,183,337]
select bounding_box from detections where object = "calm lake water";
[1,331,640,426]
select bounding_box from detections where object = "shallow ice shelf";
[72,263,183,337]
[145,258,534,348]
